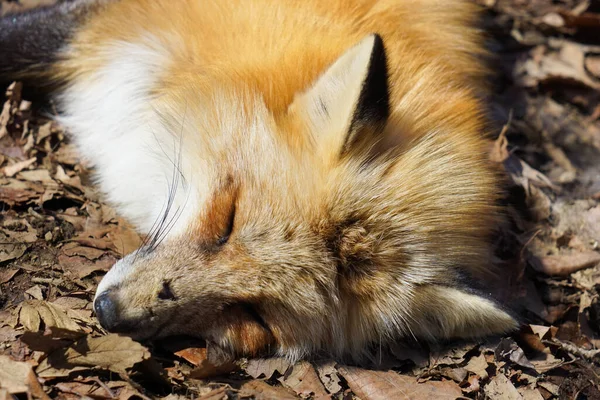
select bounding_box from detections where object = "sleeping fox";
[1,0,517,360]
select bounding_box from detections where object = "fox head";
[93,35,516,360]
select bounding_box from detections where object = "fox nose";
[94,289,143,334]
[94,289,120,331]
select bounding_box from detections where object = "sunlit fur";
[39,0,516,360]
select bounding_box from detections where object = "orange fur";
[27,0,517,359]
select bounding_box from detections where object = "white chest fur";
[57,39,195,236]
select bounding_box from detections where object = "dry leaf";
[239,380,298,400]
[196,387,229,400]
[19,328,85,355]
[529,352,564,373]
[0,240,27,263]
[484,374,522,400]
[52,296,90,310]
[245,357,292,379]
[496,338,535,370]
[0,355,48,399]
[519,387,545,400]
[16,302,41,333]
[58,253,116,279]
[430,343,476,366]
[174,347,237,379]
[315,361,342,394]
[53,144,80,166]
[17,169,53,183]
[439,367,467,383]
[278,361,329,399]
[0,267,19,284]
[465,353,489,379]
[61,244,106,260]
[338,366,462,400]
[36,334,150,378]
[463,374,480,393]
[0,178,44,206]
[537,381,560,396]
[18,300,81,332]
[516,40,600,90]
[174,347,209,366]
[505,154,559,191]
[24,285,44,300]
[530,325,553,339]
[109,219,142,256]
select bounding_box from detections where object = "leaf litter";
[1,0,600,398]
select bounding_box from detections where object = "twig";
[543,338,600,360]
[88,377,115,399]
[31,277,61,285]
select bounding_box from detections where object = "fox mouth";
[94,287,275,356]
[94,290,175,340]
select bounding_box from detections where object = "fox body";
[1,0,517,359]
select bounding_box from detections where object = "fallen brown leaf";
[490,113,511,163]
[465,353,489,379]
[36,334,150,378]
[279,361,329,399]
[0,178,44,206]
[462,374,480,393]
[61,244,106,260]
[20,328,85,354]
[516,39,600,90]
[196,387,230,400]
[174,347,238,379]
[338,366,462,400]
[239,380,298,400]
[0,355,48,399]
[537,381,560,396]
[17,300,81,332]
[51,296,90,310]
[518,387,545,400]
[17,168,53,183]
[495,338,535,370]
[0,240,27,263]
[315,361,342,394]
[245,357,292,379]
[24,285,44,300]
[58,253,116,279]
[0,267,19,284]
[484,374,522,400]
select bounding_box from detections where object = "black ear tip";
[370,34,385,55]
[372,33,384,45]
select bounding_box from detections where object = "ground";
[1,0,600,399]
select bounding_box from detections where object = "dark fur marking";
[216,203,236,246]
[318,96,329,118]
[283,224,297,241]
[343,34,390,155]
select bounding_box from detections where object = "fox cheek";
[208,304,276,358]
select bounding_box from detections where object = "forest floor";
[1,0,600,399]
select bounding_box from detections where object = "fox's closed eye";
[217,205,236,246]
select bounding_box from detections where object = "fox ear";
[411,285,518,340]
[289,34,389,160]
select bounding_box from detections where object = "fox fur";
[1,0,517,360]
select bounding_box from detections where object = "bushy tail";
[0,0,110,84]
